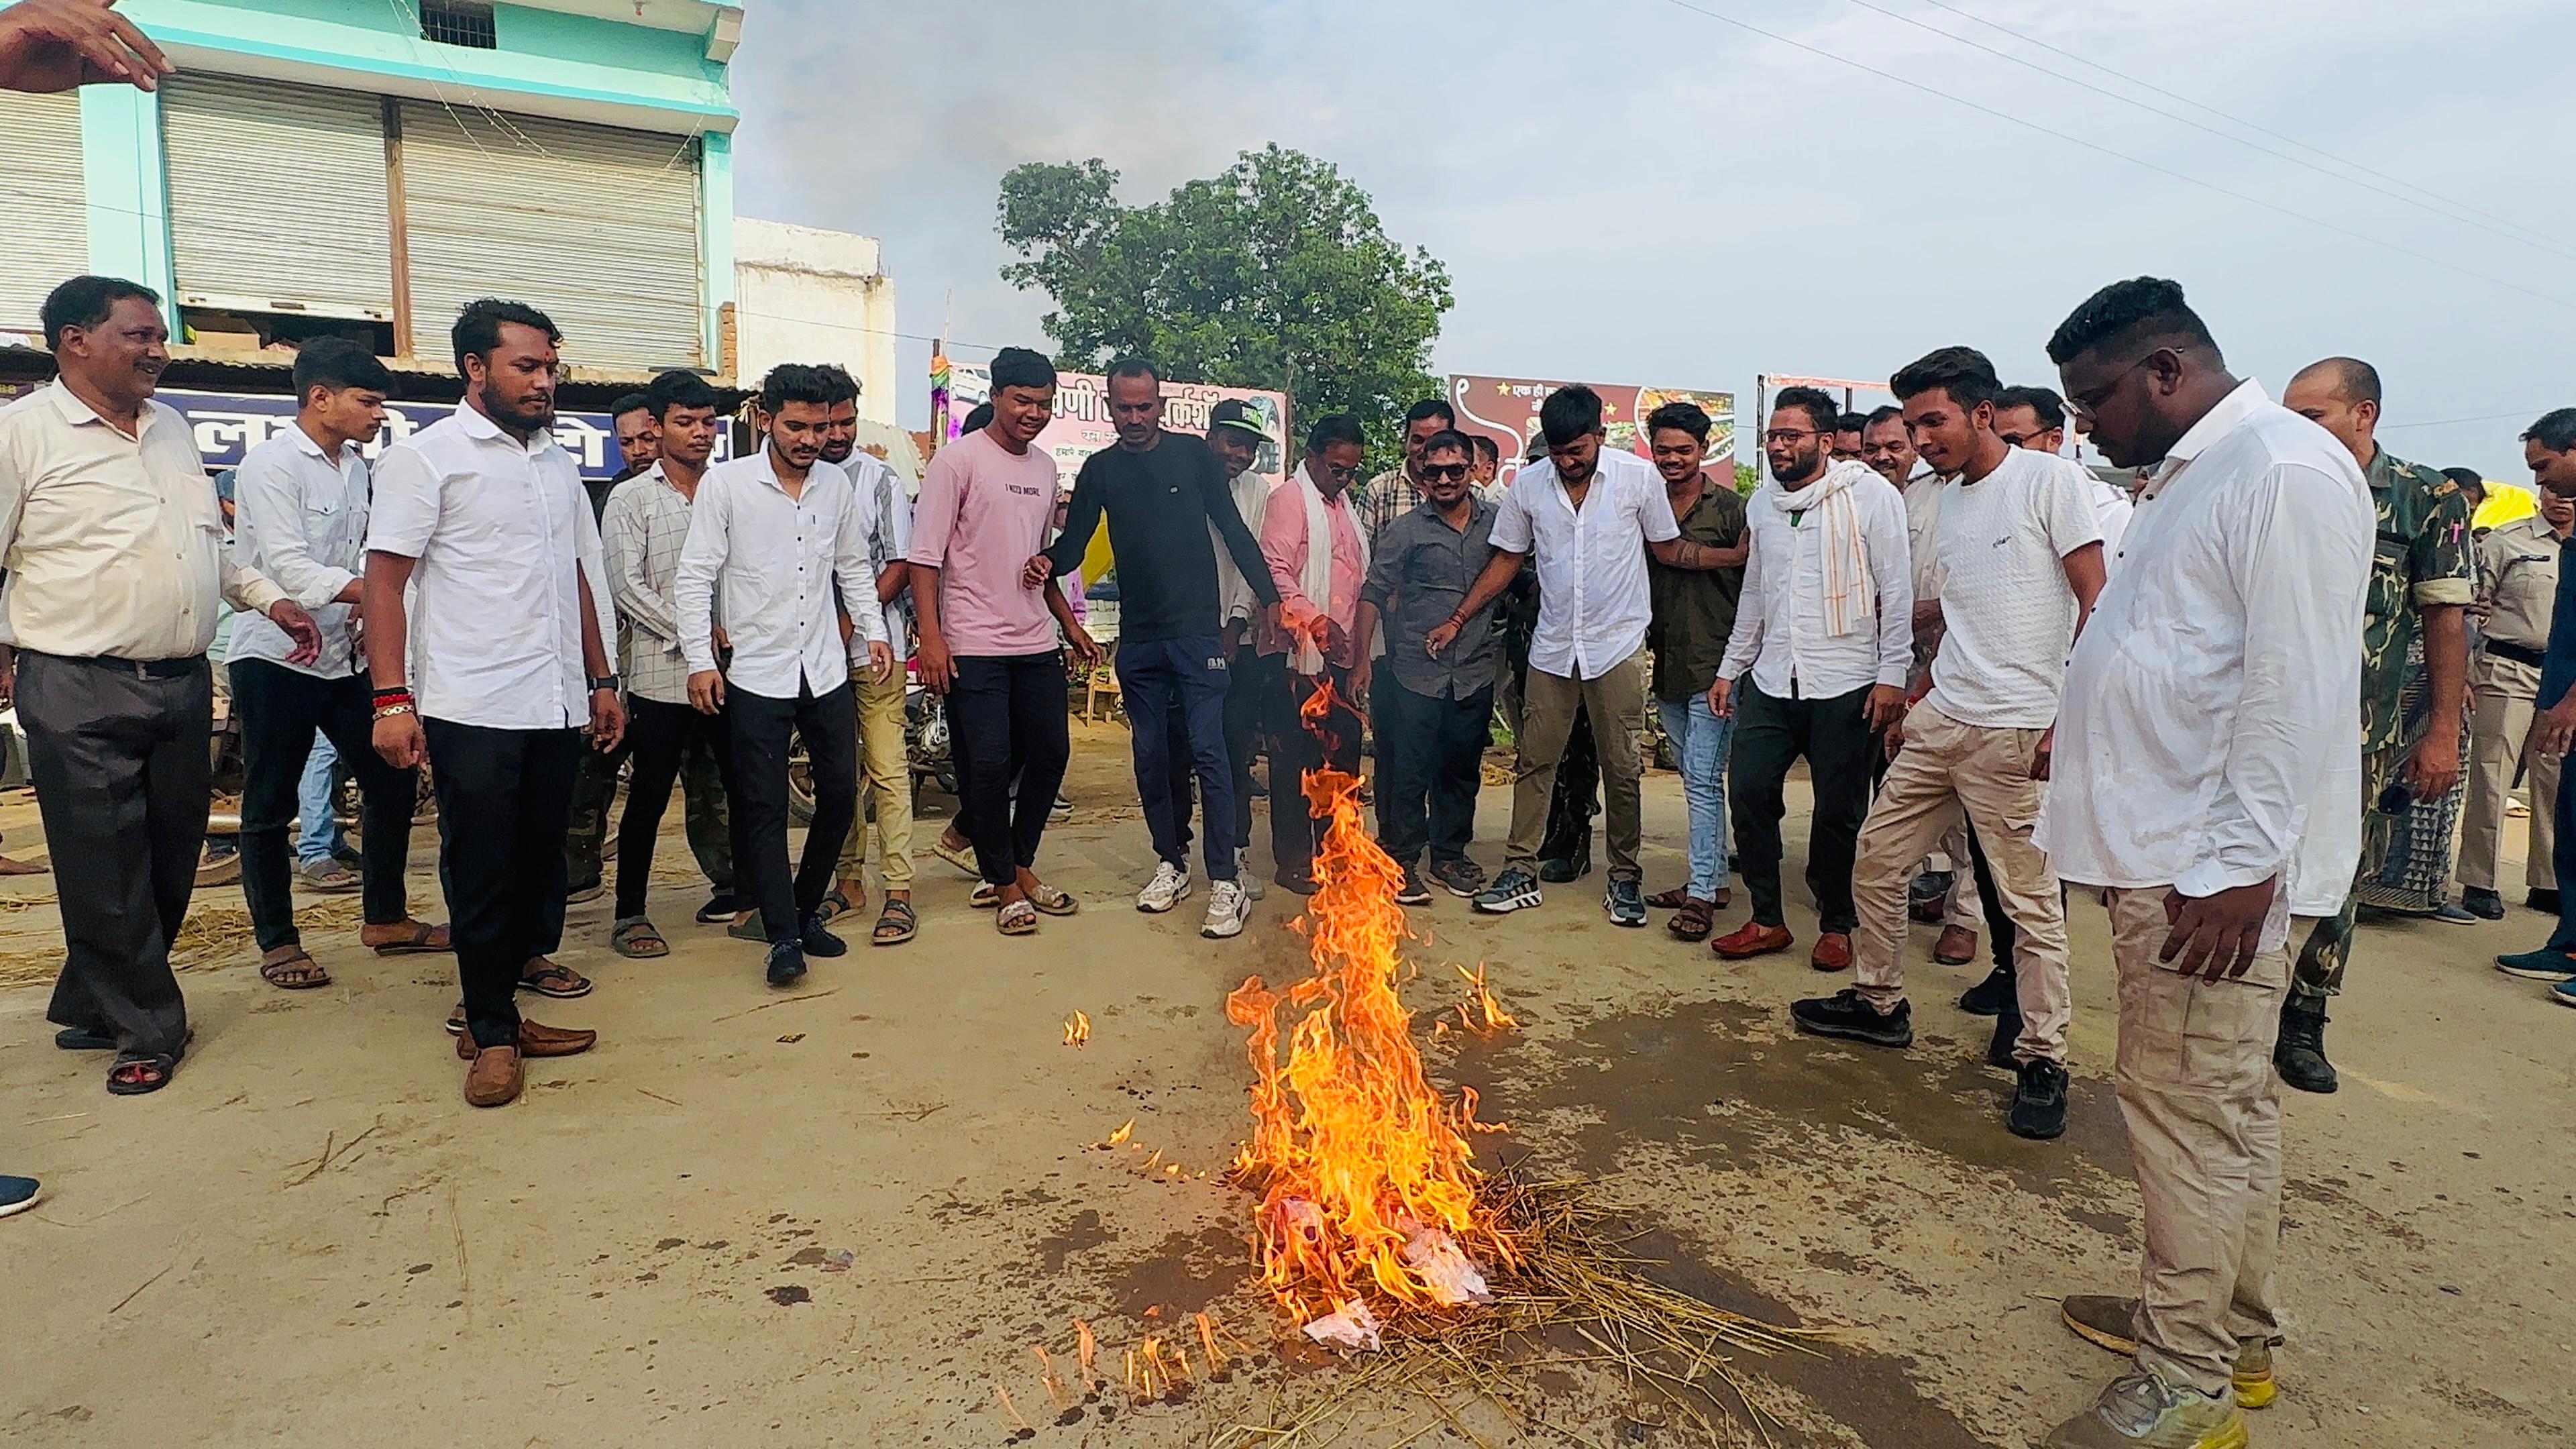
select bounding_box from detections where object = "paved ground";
[3,723,2571,1447]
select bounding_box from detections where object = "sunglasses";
[1323,461,1360,481]
[1421,462,1470,482]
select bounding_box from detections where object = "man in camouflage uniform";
[2278,358,2473,1093]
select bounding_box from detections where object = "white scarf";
[1770,460,1874,637]
[1291,465,1368,674]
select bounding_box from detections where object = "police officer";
[2459,488,2569,918]
[2279,357,2474,1093]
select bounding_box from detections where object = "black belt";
[26,651,206,680]
[2486,639,2547,667]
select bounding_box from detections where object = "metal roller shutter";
[162,74,392,321]
[0,89,89,333]
[398,101,702,372]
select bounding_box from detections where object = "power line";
[2380,409,2553,431]
[1644,0,2576,312]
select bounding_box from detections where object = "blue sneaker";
[2554,978,2576,1009]
[0,1175,39,1220]
[1605,877,1646,927]
[765,940,808,988]
[1472,868,1542,915]
[2495,949,2576,982]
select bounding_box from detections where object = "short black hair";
[2441,466,2485,496]
[1106,356,1159,388]
[645,369,719,420]
[1468,433,1499,464]
[1995,385,2066,430]
[41,274,160,352]
[452,298,561,370]
[1646,400,1712,442]
[990,346,1057,394]
[961,401,996,434]
[2523,408,2576,452]
[759,362,839,414]
[812,364,861,407]
[2294,356,2381,408]
[1539,385,1605,447]
[1863,404,1906,431]
[291,337,395,401]
[609,392,651,419]
[2045,276,2218,368]
[1419,428,1472,460]
[1404,398,1457,429]
[1836,412,1867,436]
[1306,413,1366,453]
[1891,346,2002,411]
[1771,385,1839,433]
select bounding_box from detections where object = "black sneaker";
[765,939,808,987]
[1987,1009,2024,1070]
[1538,852,1591,884]
[1472,868,1542,914]
[695,892,739,924]
[1958,962,2015,1016]
[800,913,848,959]
[2274,999,2337,1094]
[1430,857,1486,898]
[1605,877,1645,927]
[1789,989,1913,1049]
[1273,869,1318,897]
[1395,866,1433,906]
[2008,1059,2069,1139]
[2530,888,2563,915]
[2460,887,2505,920]
[1909,868,1954,908]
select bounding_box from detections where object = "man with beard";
[2037,276,2369,1447]
[1206,398,1278,894]
[609,392,657,486]
[1032,360,1279,937]
[1832,411,1866,463]
[366,298,620,1108]
[1641,402,1748,941]
[1709,386,1913,969]
[1790,347,2104,1141]
[0,275,322,1095]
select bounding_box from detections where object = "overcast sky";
[732,0,2575,480]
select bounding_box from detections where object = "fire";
[1063,1010,1090,1047]
[1456,962,1517,1034]
[1224,674,1515,1326]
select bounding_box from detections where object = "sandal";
[996,899,1038,936]
[814,885,861,926]
[1026,883,1078,917]
[931,837,979,877]
[518,957,593,999]
[1668,897,1715,942]
[969,881,998,910]
[297,860,361,894]
[1646,888,1690,910]
[367,920,451,956]
[259,948,331,990]
[871,898,916,946]
[106,1030,191,1097]
[727,914,767,942]
[610,917,669,959]
[55,1027,116,1051]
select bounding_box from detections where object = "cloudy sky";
[732,0,2575,479]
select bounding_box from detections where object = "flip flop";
[259,949,331,989]
[518,958,592,999]
[1027,883,1078,917]
[368,920,451,956]
[996,899,1038,936]
[969,882,998,910]
[871,898,916,947]
[106,1030,192,1097]
[931,838,979,877]
[610,917,669,959]
[54,1027,115,1051]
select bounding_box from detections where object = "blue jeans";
[1657,694,1732,901]
[296,731,343,867]
[1115,634,1236,881]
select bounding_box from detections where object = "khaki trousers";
[1851,702,2072,1062]
[2459,654,2557,894]
[2104,886,2291,1399]
[836,669,916,888]
[1507,650,1646,880]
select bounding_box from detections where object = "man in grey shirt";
[1354,429,1498,905]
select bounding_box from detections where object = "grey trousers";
[21,651,213,1057]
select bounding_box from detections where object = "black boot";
[1958,962,2015,1016]
[2275,998,2337,1094]
[1986,1007,2024,1070]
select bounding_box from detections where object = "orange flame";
[1456,962,1517,1033]
[1063,1010,1091,1047]
[1224,675,1515,1324]
[1194,1310,1226,1373]
[1073,1319,1097,1385]
[994,1383,1032,1432]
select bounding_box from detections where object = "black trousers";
[1374,678,1490,869]
[949,651,1071,888]
[423,719,582,1050]
[1960,824,2017,970]
[1224,638,1273,852]
[727,680,858,943]
[1728,679,1876,932]
[1270,663,1361,880]
[230,659,417,951]
[23,651,210,1057]
[617,696,747,920]
[1540,704,1599,863]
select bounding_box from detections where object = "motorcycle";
[788,661,956,823]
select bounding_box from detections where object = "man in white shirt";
[1206,399,1276,893]
[677,364,894,988]
[1789,348,2105,1142]
[2033,278,2369,1449]
[0,275,321,1095]
[1998,384,2132,560]
[1431,385,1721,925]
[817,369,924,946]
[229,339,446,992]
[1708,387,1914,970]
[366,298,623,1109]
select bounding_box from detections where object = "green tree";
[998,145,1452,453]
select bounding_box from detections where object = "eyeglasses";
[1421,462,1470,482]
[1763,428,1821,445]
[2065,354,2160,423]
[1322,461,1360,481]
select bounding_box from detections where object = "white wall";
[734,217,900,427]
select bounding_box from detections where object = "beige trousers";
[836,669,915,888]
[1507,650,1647,879]
[2459,655,2558,894]
[2104,886,2291,1399]
[1851,702,2072,1062]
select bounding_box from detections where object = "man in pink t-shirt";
[908,348,1097,934]
[1257,413,1371,894]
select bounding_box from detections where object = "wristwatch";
[589,674,621,694]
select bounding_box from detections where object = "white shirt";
[675,451,885,701]
[367,402,606,730]
[2090,472,2135,571]
[1925,447,2103,730]
[599,464,701,706]
[2037,380,2371,944]
[839,448,914,663]
[1489,448,1679,678]
[227,421,369,679]
[1902,465,1949,604]
[1719,463,1915,700]
[1212,464,1272,629]
[0,382,282,659]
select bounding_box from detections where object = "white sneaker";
[1201,879,1248,938]
[1138,861,1191,913]
[1239,849,1266,900]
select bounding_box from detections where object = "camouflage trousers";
[564,732,734,894]
[2292,737,2410,1002]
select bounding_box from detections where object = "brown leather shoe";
[454,1019,598,1061]
[463,1045,525,1107]
[1711,920,1794,960]
[1810,932,1854,971]
[1933,925,1978,965]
